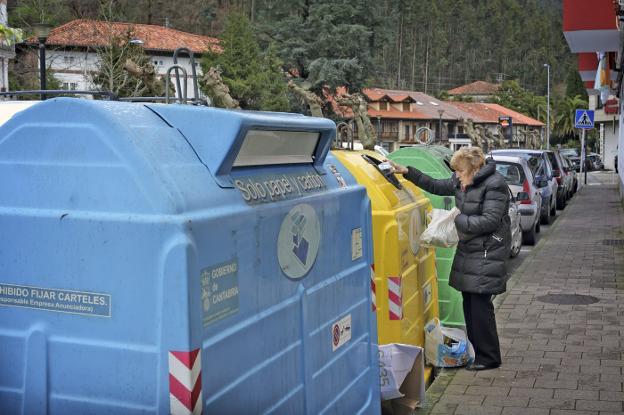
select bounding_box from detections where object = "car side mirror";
[516,191,530,202]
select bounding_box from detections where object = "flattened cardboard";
[381,347,426,415]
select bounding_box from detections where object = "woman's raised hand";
[387,160,408,175]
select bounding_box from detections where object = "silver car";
[507,187,523,257]
[491,155,542,245]
[492,149,557,226]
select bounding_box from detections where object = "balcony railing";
[379,131,399,141]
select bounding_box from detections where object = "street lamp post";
[437,109,445,142]
[544,63,550,150]
[34,23,52,100]
[376,115,381,146]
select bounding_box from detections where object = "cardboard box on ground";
[379,344,426,415]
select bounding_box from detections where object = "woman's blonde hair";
[450,147,486,173]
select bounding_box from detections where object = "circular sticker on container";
[278,204,321,279]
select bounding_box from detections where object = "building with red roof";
[447,81,501,102]
[24,19,220,99]
[451,102,544,148]
[332,87,544,151]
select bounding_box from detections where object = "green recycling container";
[388,146,465,327]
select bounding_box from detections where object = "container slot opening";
[233,129,320,167]
[360,154,402,190]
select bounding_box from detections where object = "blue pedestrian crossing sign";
[574,109,594,129]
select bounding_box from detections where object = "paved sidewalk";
[422,173,624,415]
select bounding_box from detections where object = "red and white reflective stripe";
[370,265,376,311]
[169,349,203,415]
[388,277,403,320]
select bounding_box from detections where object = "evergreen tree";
[200,13,289,111]
[257,0,376,93]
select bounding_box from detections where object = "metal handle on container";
[165,65,188,104]
[173,47,199,103]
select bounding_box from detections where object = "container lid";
[145,105,336,188]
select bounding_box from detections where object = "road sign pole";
[574,108,594,188]
[581,128,587,185]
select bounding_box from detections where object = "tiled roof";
[328,86,543,126]
[487,103,545,127]
[450,102,544,127]
[28,19,220,54]
[368,108,430,120]
[363,88,475,120]
[447,81,500,96]
[329,88,429,119]
[365,89,413,102]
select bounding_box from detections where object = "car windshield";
[494,162,526,185]
[546,152,559,169]
[560,149,579,157]
[526,156,544,176]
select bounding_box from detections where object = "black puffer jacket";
[405,161,511,294]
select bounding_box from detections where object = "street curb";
[416,192,578,414]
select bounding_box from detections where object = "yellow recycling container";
[332,149,439,384]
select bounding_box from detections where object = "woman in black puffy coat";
[389,147,511,371]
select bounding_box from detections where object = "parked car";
[588,153,603,170]
[492,149,558,226]
[561,148,594,172]
[561,156,578,197]
[508,187,523,257]
[560,148,580,170]
[544,150,573,209]
[491,155,542,245]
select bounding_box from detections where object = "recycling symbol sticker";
[277,204,321,279]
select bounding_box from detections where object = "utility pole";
[424,36,429,94]
[544,63,550,150]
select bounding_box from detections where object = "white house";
[0,0,15,92]
[26,19,220,100]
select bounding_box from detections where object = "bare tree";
[201,66,240,109]
[287,80,323,117]
[336,92,377,150]
[90,26,165,97]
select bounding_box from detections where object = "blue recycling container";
[0,98,381,415]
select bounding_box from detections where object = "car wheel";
[510,237,522,257]
[541,200,553,225]
[557,194,566,210]
[550,197,556,218]
[535,218,541,233]
[523,223,536,245]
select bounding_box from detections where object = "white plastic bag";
[419,208,460,248]
[379,344,424,401]
[424,318,474,367]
